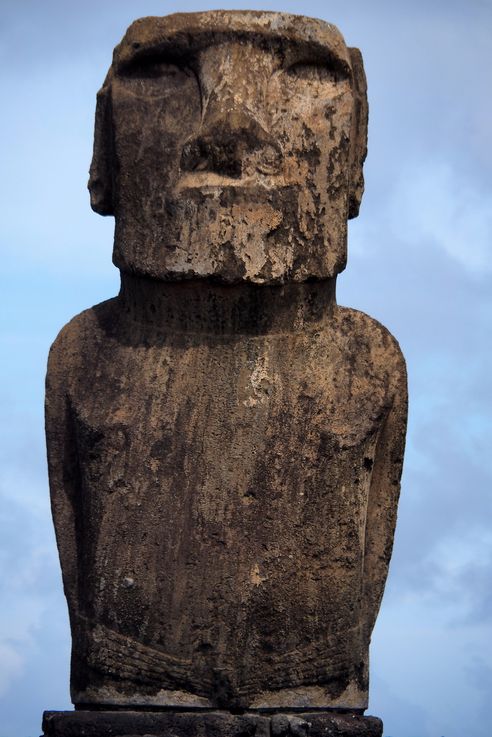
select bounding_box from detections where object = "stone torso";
[46,280,405,710]
[45,12,406,723]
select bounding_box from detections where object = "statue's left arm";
[362,351,408,637]
[45,324,81,628]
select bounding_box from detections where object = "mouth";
[174,171,287,194]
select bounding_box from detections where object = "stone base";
[41,710,383,737]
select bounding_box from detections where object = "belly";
[71,332,383,691]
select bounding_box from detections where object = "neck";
[118,272,337,336]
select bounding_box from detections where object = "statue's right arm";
[45,326,80,621]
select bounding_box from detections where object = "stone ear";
[347,48,368,220]
[88,84,114,216]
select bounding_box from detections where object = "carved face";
[90,12,367,283]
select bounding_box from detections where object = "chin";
[113,188,347,283]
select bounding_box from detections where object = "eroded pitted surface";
[90,11,367,283]
[46,10,405,714]
[42,710,383,737]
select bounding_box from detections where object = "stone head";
[89,11,368,284]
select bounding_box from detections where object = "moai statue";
[43,11,407,737]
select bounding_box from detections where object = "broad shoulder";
[47,298,119,378]
[334,305,407,385]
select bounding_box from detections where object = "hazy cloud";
[389,162,492,275]
[2,1,491,736]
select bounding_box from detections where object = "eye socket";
[120,54,192,80]
[285,62,341,84]
[117,54,196,98]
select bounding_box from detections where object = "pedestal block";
[41,710,383,737]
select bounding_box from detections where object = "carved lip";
[175,172,287,193]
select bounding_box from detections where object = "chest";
[69,333,390,499]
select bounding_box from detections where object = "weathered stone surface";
[41,710,382,737]
[45,9,407,716]
[89,11,368,283]
[42,710,270,737]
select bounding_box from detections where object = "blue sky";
[1,1,491,736]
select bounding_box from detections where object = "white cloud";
[0,643,23,698]
[372,601,492,737]
[0,458,63,699]
[388,161,492,276]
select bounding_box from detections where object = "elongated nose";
[181,109,282,178]
[180,43,282,179]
